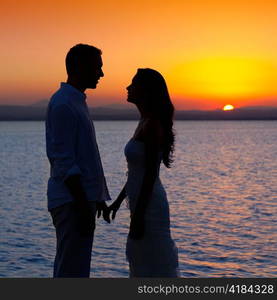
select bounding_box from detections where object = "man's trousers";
[50,201,96,277]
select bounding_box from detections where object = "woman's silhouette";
[109,68,179,277]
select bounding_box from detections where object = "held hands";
[108,201,121,220]
[75,201,111,236]
[95,198,145,240]
[96,198,123,223]
[105,195,145,239]
[106,195,124,221]
[96,202,111,223]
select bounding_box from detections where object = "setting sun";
[168,57,277,109]
[223,104,235,111]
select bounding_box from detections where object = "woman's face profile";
[126,74,145,104]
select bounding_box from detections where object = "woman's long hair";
[136,68,175,168]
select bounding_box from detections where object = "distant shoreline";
[0,105,276,121]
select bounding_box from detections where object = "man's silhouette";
[46,44,111,277]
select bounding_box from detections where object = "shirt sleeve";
[50,104,82,181]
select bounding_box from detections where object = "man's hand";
[96,202,111,223]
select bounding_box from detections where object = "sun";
[223,104,235,111]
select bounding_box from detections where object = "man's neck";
[66,79,86,93]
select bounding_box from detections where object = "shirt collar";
[60,82,87,101]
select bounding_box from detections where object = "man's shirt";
[45,82,111,211]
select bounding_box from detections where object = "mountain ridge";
[0,104,276,120]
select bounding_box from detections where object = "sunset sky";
[1,0,277,110]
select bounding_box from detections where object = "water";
[0,121,276,277]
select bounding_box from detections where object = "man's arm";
[51,104,86,202]
[50,104,82,184]
[51,104,110,223]
[50,104,97,234]
[64,174,87,205]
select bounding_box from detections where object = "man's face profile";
[80,55,104,89]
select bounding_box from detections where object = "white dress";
[125,138,179,277]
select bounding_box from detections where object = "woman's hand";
[107,185,126,220]
[108,201,121,220]
[129,212,145,240]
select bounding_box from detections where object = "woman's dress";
[125,138,179,277]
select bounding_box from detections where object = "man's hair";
[65,44,102,76]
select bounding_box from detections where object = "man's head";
[65,44,104,89]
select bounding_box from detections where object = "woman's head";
[127,68,171,115]
[127,68,175,168]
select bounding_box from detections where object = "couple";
[46,44,179,278]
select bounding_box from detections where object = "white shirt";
[45,83,111,210]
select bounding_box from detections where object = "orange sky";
[0,0,277,110]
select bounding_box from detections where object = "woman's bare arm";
[108,183,127,219]
[129,119,163,238]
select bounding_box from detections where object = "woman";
[108,68,179,277]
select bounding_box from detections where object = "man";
[45,44,111,277]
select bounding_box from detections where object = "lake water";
[0,121,276,277]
